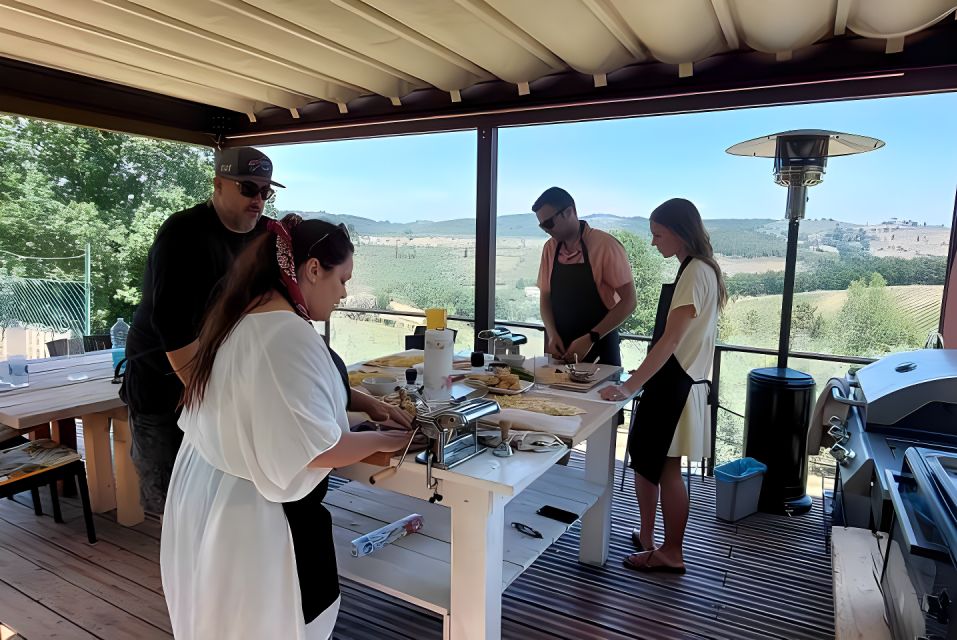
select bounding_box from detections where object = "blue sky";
[266,92,957,226]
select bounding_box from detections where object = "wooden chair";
[0,439,96,543]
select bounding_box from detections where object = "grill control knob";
[830,443,856,465]
[926,590,951,624]
[827,416,850,444]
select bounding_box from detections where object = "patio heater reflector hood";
[728,130,884,221]
[726,130,884,365]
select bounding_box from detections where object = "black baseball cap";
[214,147,285,188]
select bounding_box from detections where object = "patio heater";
[726,130,884,515]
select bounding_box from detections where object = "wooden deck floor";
[0,457,834,639]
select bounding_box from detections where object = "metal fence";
[328,306,876,474]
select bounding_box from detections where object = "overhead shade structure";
[0,1,955,145]
[727,129,883,516]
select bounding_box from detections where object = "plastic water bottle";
[110,317,129,372]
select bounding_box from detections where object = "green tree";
[0,115,215,331]
[792,301,824,338]
[610,230,664,335]
[835,273,919,356]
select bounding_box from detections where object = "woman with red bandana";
[161,215,411,639]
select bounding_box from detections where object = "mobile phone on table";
[536,505,579,525]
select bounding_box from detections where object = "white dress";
[666,260,718,460]
[161,311,347,640]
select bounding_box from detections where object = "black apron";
[281,349,350,623]
[549,223,621,366]
[628,258,709,485]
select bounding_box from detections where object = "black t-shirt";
[124,202,267,414]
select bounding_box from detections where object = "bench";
[327,464,603,618]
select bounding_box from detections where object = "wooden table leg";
[79,413,116,513]
[51,419,77,450]
[579,417,616,566]
[447,485,506,640]
[27,425,51,440]
[109,411,144,526]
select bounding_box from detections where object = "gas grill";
[829,349,957,532]
[882,447,957,640]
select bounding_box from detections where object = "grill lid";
[854,350,957,426]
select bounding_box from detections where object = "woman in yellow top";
[601,199,726,574]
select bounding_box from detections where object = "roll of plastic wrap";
[423,328,453,401]
[351,513,424,558]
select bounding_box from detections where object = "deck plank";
[0,547,170,639]
[0,458,834,640]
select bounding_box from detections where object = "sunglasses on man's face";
[538,206,568,231]
[234,180,275,202]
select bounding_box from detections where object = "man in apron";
[534,187,636,366]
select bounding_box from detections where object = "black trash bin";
[742,367,815,515]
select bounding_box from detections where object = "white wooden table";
[335,352,625,640]
[0,352,144,526]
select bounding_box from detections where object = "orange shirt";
[537,223,632,310]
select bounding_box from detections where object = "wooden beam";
[453,0,566,69]
[581,0,649,60]
[223,20,957,144]
[329,0,494,79]
[710,0,740,50]
[834,0,852,36]
[96,0,380,95]
[206,0,425,88]
[1,1,317,109]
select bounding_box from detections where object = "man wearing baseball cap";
[122,147,283,515]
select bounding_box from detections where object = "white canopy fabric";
[1,0,955,120]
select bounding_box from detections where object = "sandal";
[630,528,653,552]
[622,550,686,574]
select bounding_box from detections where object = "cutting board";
[547,364,623,393]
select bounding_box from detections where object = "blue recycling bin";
[715,457,767,522]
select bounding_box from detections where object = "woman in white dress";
[601,199,727,574]
[161,214,412,639]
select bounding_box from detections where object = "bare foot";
[622,549,686,574]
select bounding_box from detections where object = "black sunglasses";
[538,206,568,231]
[234,180,275,201]
[307,223,349,255]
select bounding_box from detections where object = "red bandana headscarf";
[265,213,311,321]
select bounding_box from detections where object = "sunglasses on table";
[307,223,350,254]
[233,180,276,202]
[538,206,569,231]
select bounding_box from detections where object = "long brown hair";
[181,217,354,410]
[650,198,728,309]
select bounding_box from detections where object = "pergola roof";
[2,0,956,145]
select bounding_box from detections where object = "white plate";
[464,378,533,395]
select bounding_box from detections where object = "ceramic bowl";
[361,376,400,396]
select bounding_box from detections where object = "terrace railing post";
[474,126,498,351]
[709,346,722,476]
